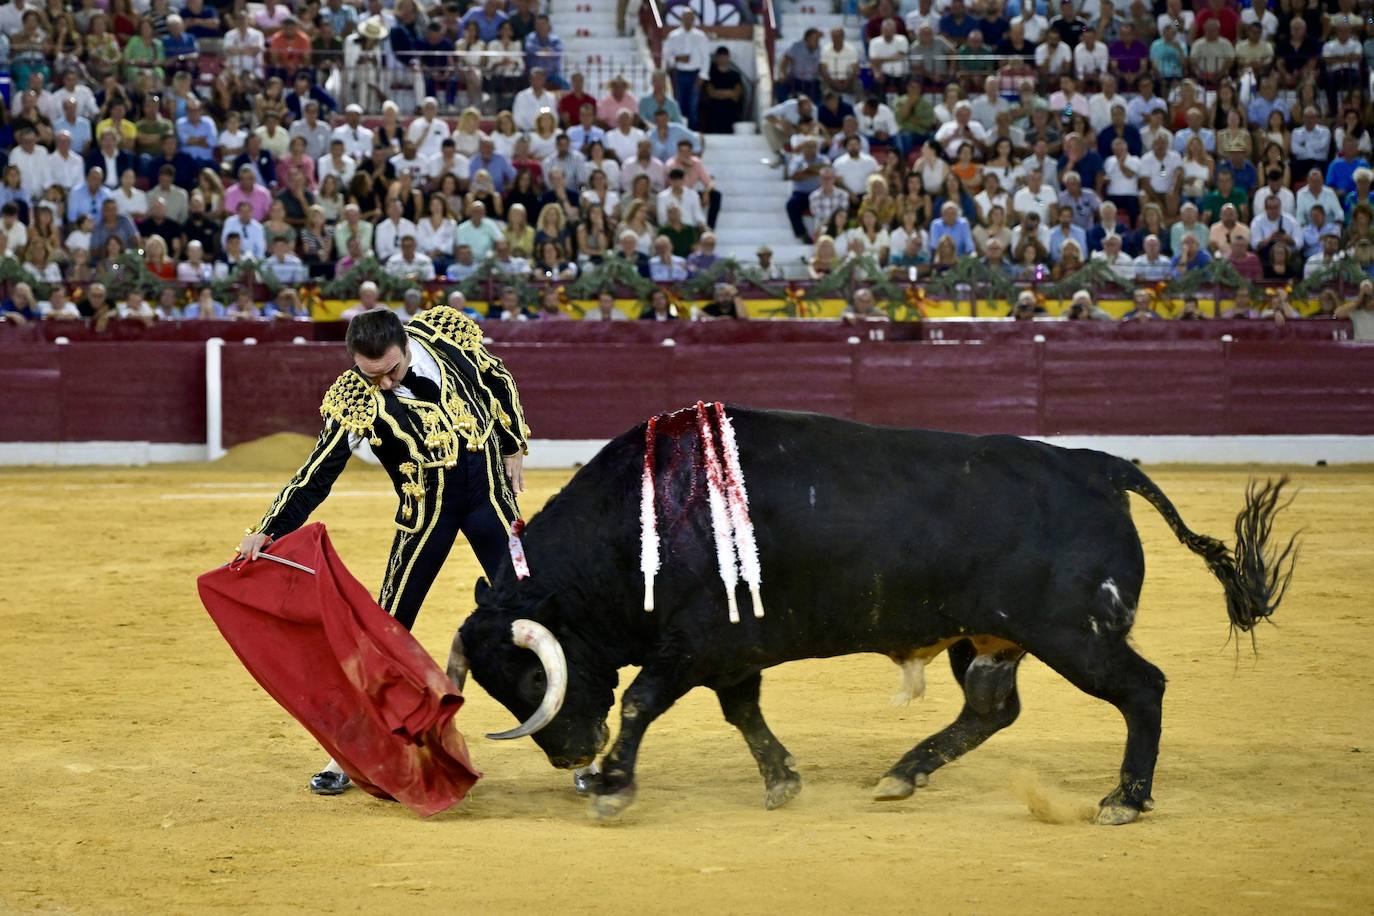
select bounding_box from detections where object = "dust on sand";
[1,452,1372,914]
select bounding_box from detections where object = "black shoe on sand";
[309,770,352,795]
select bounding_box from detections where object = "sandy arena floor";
[1,440,1371,914]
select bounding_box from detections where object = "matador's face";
[355,344,410,391]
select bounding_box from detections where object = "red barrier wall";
[3,337,1372,446]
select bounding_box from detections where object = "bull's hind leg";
[715,672,802,810]
[1033,636,1165,825]
[874,639,1024,801]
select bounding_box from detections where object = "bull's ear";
[474,577,492,605]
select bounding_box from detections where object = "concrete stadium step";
[715,211,795,233]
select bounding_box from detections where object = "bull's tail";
[1107,459,1298,639]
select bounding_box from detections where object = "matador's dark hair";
[345,306,407,359]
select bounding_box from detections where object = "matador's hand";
[504,452,525,496]
[237,531,271,560]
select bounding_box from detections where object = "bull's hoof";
[1094,803,1142,826]
[764,774,802,810]
[589,786,637,821]
[872,772,928,801]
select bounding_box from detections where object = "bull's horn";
[446,629,469,691]
[486,619,568,740]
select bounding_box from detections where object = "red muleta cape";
[197,523,480,816]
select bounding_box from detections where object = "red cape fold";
[197,523,480,816]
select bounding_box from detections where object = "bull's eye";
[518,667,547,702]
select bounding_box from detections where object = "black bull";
[450,406,1296,823]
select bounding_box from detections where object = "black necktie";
[402,368,441,402]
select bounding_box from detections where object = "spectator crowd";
[0,0,1371,323]
[0,0,750,321]
[766,0,1374,317]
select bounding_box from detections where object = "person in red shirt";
[1194,0,1239,43]
[267,16,312,80]
[556,71,595,127]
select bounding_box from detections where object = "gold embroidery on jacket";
[320,371,381,445]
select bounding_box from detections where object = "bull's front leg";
[589,662,691,821]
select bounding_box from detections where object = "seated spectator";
[658,204,700,258]
[1172,234,1211,275]
[585,291,630,321]
[639,288,679,321]
[1304,233,1346,279]
[445,244,481,281]
[687,232,720,275]
[648,234,689,281]
[489,238,531,276]
[533,286,570,321]
[612,230,650,277]
[1122,289,1162,321]
[1051,238,1085,280]
[1011,289,1049,320]
[1300,206,1342,259]
[699,47,746,134]
[1093,234,1134,277]
[383,235,436,282]
[178,240,215,283]
[1227,236,1264,283]
[1064,290,1112,321]
[699,282,746,321]
[531,240,577,281]
[809,235,838,278]
[91,199,141,252]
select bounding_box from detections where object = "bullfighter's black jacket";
[251,306,529,542]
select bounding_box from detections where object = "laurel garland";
[1161,256,1252,299]
[565,257,658,300]
[0,257,53,300]
[925,255,1019,302]
[1294,257,1368,298]
[320,255,423,300]
[452,260,540,311]
[677,258,788,301]
[1041,259,1138,300]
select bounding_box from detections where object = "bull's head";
[448,582,615,769]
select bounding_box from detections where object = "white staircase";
[705,133,812,274]
[549,0,651,98]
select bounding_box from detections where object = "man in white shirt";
[1322,22,1363,104]
[661,9,710,128]
[934,102,989,160]
[1240,0,1277,40]
[1014,2,1049,42]
[1092,233,1134,277]
[1132,234,1172,281]
[1035,29,1073,76]
[857,96,899,144]
[221,201,266,259]
[41,70,98,122]
[903,0,938,36]
[374,198,419,261]
[290,101,335,160]
[1073,26,1109,80]
[1252,170,1296,217]
[332,105,374,161]
[1012,168,1058,223]
[385,235,437,281]
[407,97,452,160]
[606,109,647,164]
[224,11,266,78]
[1017,140,1060,190]
[1102,137,1142,225]
[317,138,358,185]
[512,67,559,132]
[543,134,589,189]
[1249,195,1298,249]
[831,135,879,197]
[1139,133,1183,216]
[656,167,706,227]
[41,127,83,192]
[1295,170,1343,227]
[867,18,910,92]
[389,140,429,185]
[1290,106,1334,179]
[1087,75,1124,134]
[969,76,1008,131]
[820,26,859,96]
[1171,106,1215,154]
[425,140,470,188]
[8,129,50,198]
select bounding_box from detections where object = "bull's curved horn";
[446,629,469,692]
[486,619,568,740]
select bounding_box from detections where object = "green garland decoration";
[1294,257,1368,298]
[453,260,540,311]
[565,257,657,300]
[1161,257,1252,299]
[1042,259,1139,300]
[94,252,165,301]
[677,258,788,301]
[208,260,266,302]
[925,255,1019,302]
[321,255,422,300]
[0,257,53,300]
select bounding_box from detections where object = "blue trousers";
[673,68,701,128]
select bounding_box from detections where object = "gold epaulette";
[409,305,484,350]
[320,369,380,441]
